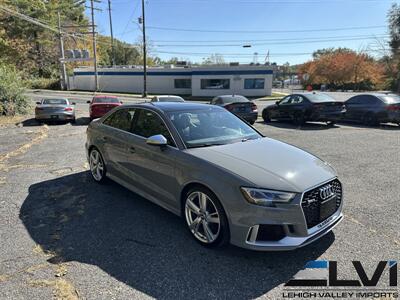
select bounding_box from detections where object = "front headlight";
[240,187,296,207]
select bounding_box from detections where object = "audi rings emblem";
[319,184,335,200]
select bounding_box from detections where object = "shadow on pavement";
[20,171,334,299]
[258,120,337,131]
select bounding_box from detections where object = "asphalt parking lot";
[0,92,399,299]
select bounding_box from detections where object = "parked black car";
[210,95,258,125]
[262,93,345,125]
[343,93,400,126]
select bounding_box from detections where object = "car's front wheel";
[89,148,106,183]
[184,187,229,248]
[262,110,271,123]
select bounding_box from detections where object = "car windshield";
[42,99,67,105]
[306,93,335,103]
[93,97,119,103]
[158,96,184,102]
[167,107,261,148]
[379,95,400,104]
[221,96,249,103]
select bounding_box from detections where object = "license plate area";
[51,115,59,119]
[320,196,337,221]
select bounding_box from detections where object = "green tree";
[388,3,400,92]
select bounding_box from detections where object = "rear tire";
[363,112,378,126]
[249,120,256,125]
[184,186,230,248]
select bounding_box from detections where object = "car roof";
[218,94,246,98]
[155,95,183,98]
[123,102,221,112]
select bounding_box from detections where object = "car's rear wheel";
[184,187,229,248]
[89,148,106,183]
[249,120,256,125]
[363,112,378,126]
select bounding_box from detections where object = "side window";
[347,96,361,105]
[365,96,381,105]
[103,108,136,132]
[291,95,304,104]
[279,95,292,105]
[132,109,176,147]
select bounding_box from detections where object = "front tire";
[89,148,106,183]
[262,110,271,123]
[184,187,229,248]
[363,112,378,126]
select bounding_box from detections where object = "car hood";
[186,138,336,192]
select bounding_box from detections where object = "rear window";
[158,96,184,102]
[93,97,119,103]
[379,96,400,104]
[42,99,67,105]
[306,93,335,103]
[221,96,249,103]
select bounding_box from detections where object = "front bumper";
[228,179,343,251]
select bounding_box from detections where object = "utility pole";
[107,0,115,66]
[141,0,147,97]
[57,12,67,90]
[90,0,99,91]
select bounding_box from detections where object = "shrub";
[0,62,31,116]
[27,77,60,90]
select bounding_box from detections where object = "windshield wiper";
[189,143,225,148]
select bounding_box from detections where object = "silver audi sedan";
[86,102,343,251]
[35,98,76,123]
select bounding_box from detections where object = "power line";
[153,35,390,47]
[147,25,387,34]
[151,33,389,43]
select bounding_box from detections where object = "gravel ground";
[0,92,399,300]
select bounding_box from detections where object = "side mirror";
[86,101,91,104]
[36,102,41,105]
[275,101,279,105]
[72,102,76,105]
[120,101,123,104]
[146,134,168,147]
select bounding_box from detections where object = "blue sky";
[89,0,397,65]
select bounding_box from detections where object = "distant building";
[70,65,273,97]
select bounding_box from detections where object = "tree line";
[298,4,400,92]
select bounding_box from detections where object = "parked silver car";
[86,103,343,250]
[35,98,76,123]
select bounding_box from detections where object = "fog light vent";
[256,224,285,241]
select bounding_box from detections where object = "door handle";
[128,146,136,154]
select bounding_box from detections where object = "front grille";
[301,179,342,229]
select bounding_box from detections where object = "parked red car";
[87,95,122,120]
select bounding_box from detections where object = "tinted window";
[103,108,136,132]
[42,99,68,105]
[279,95,292,105]
[167,107,261,148]
[364,96,381,105]
[93,97,119,103]
[201,79,230,89]
[244,78,265,89]
[174,79,191,89]
[132,109,175,147]
[291,95,305,104]
[346,96,362,105]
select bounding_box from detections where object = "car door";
[276,95,294,120]
[101,108,137,179]
[123,108,180,210]
[271,95,292,119]
[344,96,362,121]
[288,95,308,118]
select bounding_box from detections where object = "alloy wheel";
[185,191,221,244]
[89,149,104,181]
